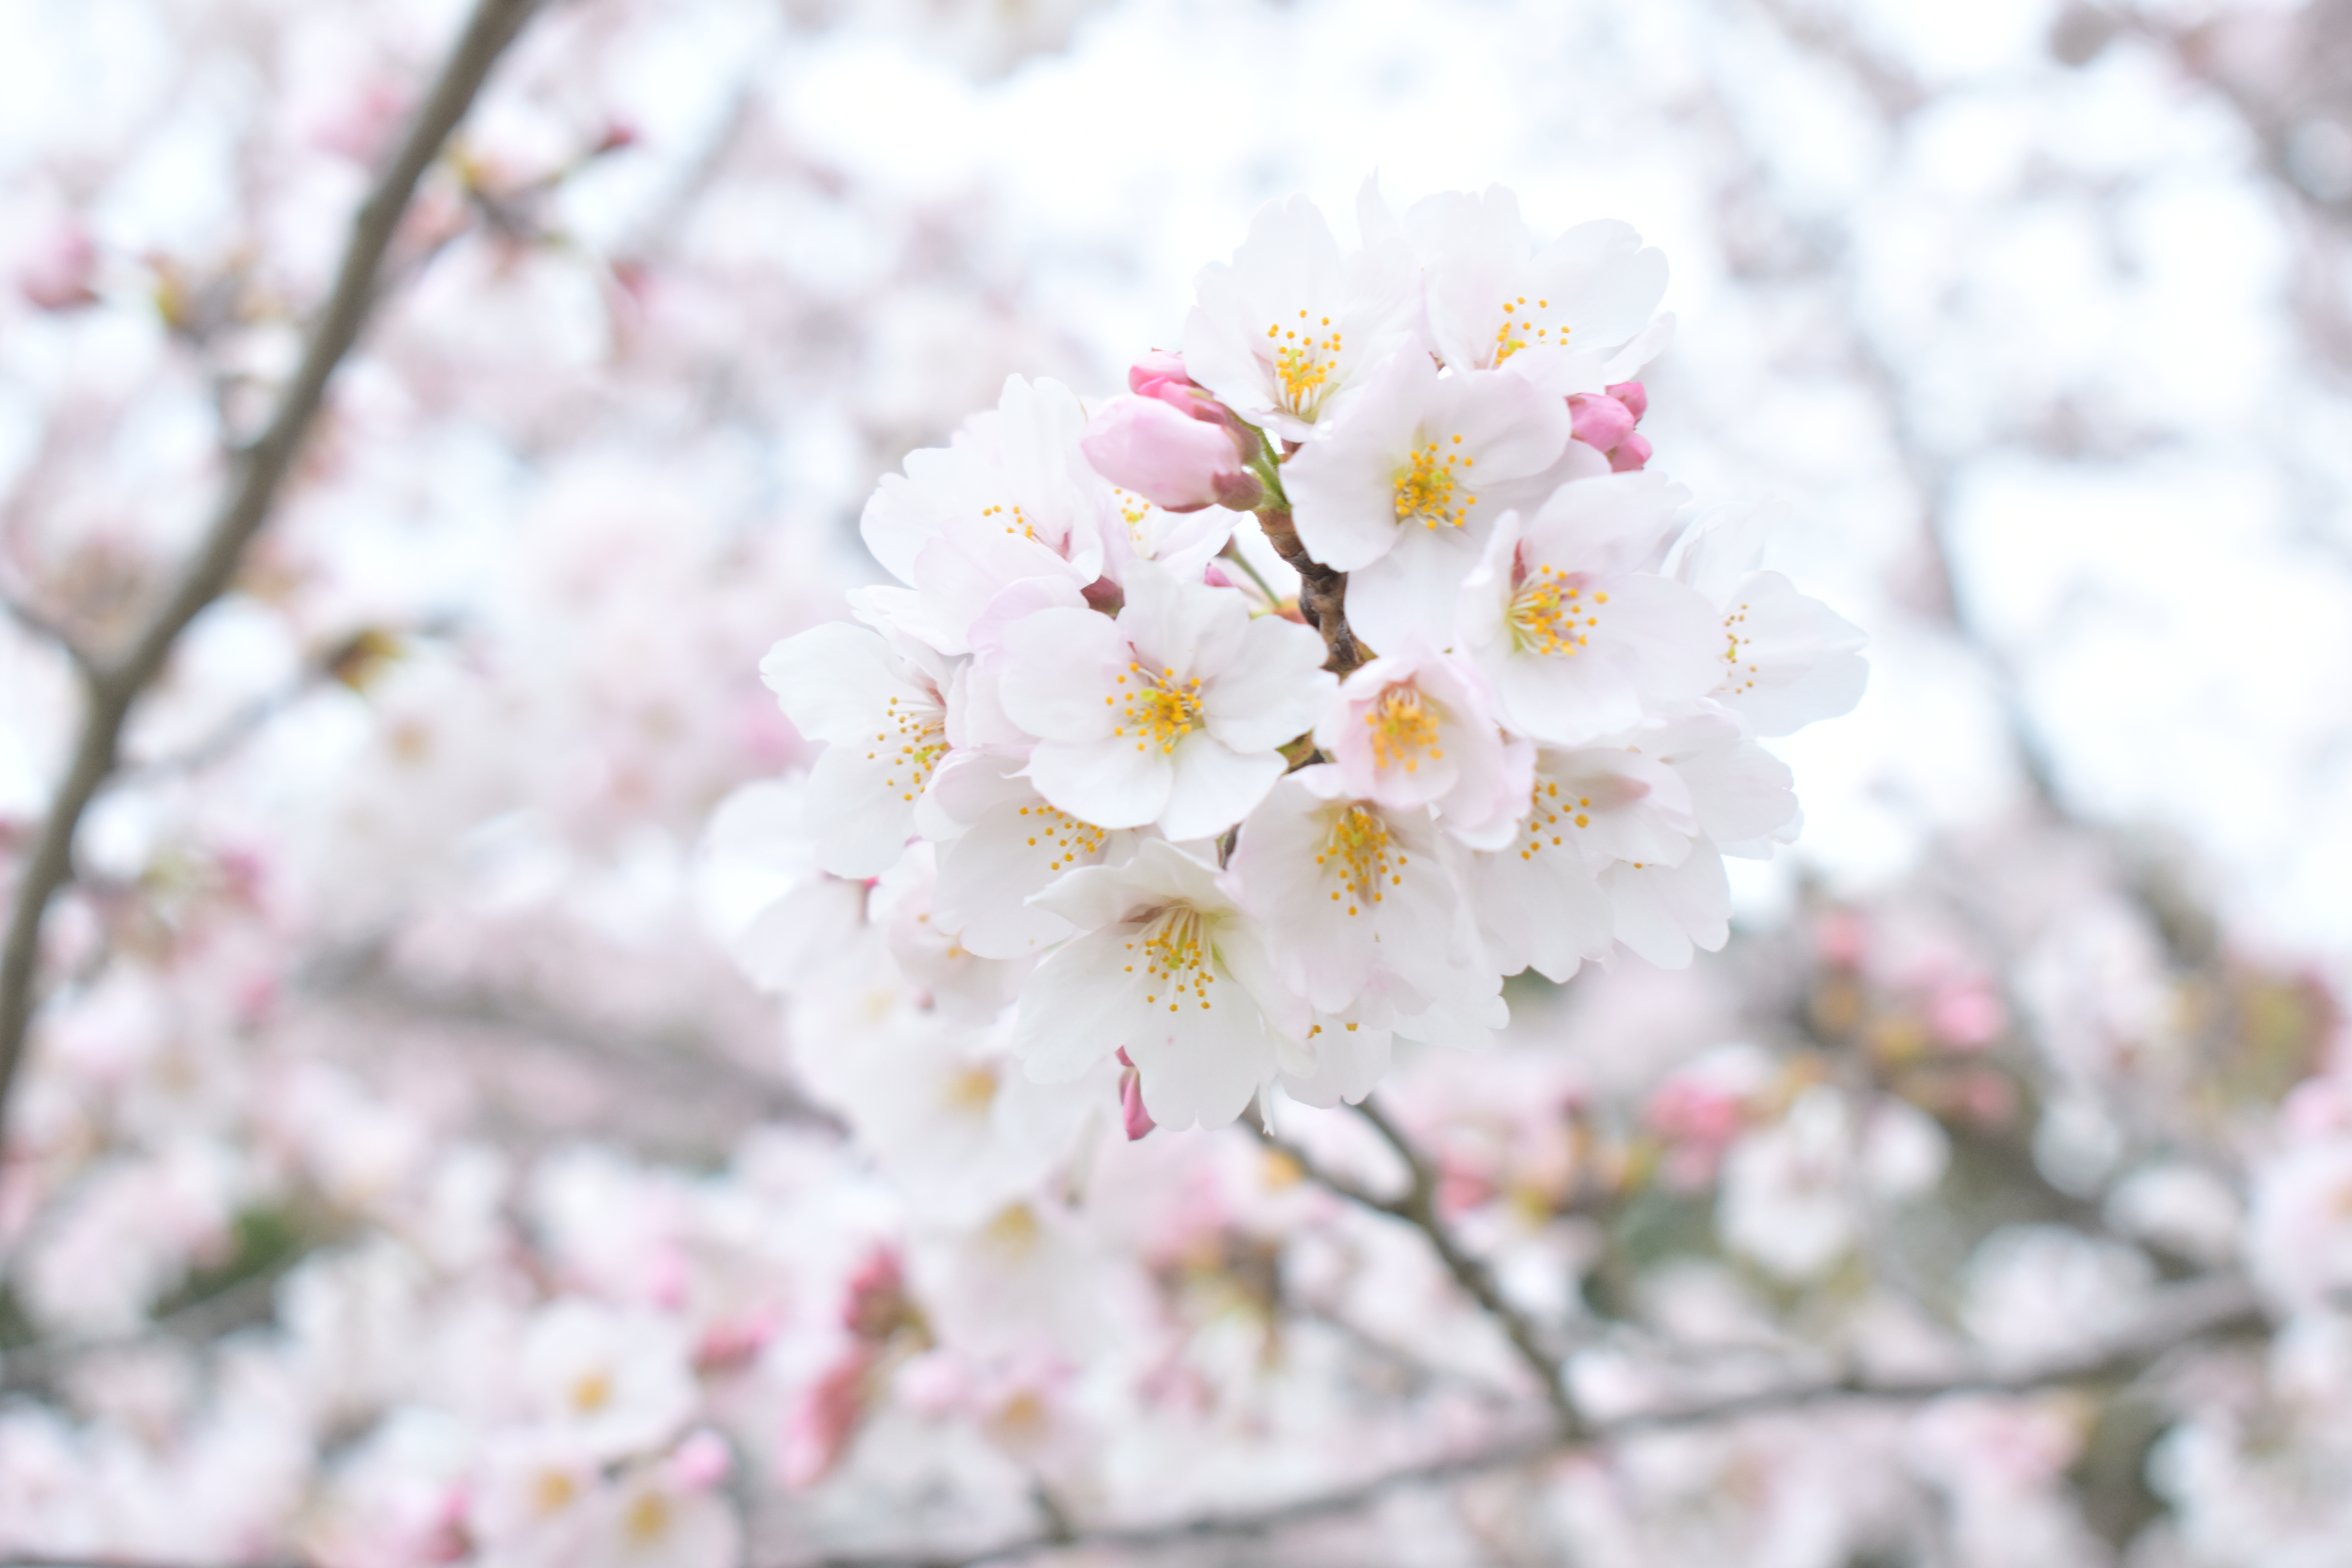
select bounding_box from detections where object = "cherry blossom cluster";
[761,185,1867,1131]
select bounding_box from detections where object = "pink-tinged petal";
[997,608,1126,741]
[1343,524,1489,653]
[1198,614,1330,752]
[760,624,901,745]
[1118,1056,1157,1140]
[1122,996,1273,1130]
[1675,741,1798,851]
[804,744,916,878]
[1283,350,1439,572]
[1026,734,1172,830]
[1438,732,1534,851]
[1609,433,1652,472]
[967,575,1088,657]
[1160,735,1285,841]
[931,805,1083,958]
[1465,830,1612,982]
[1523,470,1687,576]
[1603,574,1722,700]
[1118,562,1249,681]
[1530,220,1669,347]
[1427,368,1573,481]
[1490,637,1637,746]
[1014,931,1144,1081]
[1607,849,1730,969]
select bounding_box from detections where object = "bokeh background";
[3,0,2350,1564]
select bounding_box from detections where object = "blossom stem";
[0,0,548,1154]
[1254,505,1364,676]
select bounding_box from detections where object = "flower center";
[1392,436,1477,530]
[1508,564,1605,656]
[1490,294,1564,365]
[1265,309,1343,417]
[1015,802,1110,872]
[982,502,1037,541]
[1516,776,1599,860]
[1115,663,1205,754]
[1314,804,1406,916]
[570,1370,612,1414]
[1363,686,1445,774]
[626,1493,671,1544]
[1129,904,1218,1013]
[942,1064,998,1112]
[1721,597,1760,695]
[873,694,947,803]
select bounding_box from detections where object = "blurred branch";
[0,0,548,1153]
[302,942,846,1136]
[1257,1099,1583,1435]
[0,588,95,673]
[0,1267,284,1399]
[788,1273,2260,1568]
[111,622,456,787]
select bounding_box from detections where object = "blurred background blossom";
[2,0,2350,1564]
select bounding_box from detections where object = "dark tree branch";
[0,0,548,1151]
[1256,505,1365,676]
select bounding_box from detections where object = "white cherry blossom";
[996,562,1331,840]
[1010,839,1303,1129]
[1457,479,1722,746]
[1404,185,1669,388]
[1672,504,1869,736]
[1226,767,1487,1019]
[1182,192,1422,441]
[1282,352,1572,649]
[1312,645,1531,851]
[759,621,953,877]
[860,374,1110,587]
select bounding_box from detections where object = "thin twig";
[0,0,547,1150]
[0,589,94,672]
[1348,1096,1583,1435]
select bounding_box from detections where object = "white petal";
[1160,735,1285,841]
[1026,734,1173,830]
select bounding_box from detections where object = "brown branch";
[1348,1096,1583,1436]
[1252,1102,1583,1432]
[1256,506,1365,676]
[786,1273,2261,1568]
[0,0,548,1151]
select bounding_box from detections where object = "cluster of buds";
[760,183,1866,1132]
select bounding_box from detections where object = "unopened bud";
[1566,392,1636,455]
[1128,350,1193,399]
[1082,396,1260,514]
[1610,431,1652,473]
[1606,379,1648,420]
[666,1430,733,1493]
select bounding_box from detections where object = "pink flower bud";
[1116,1048,1156,1141]
[1128,350,1192,399]
[1606,379,1648,420]
[665,1429,733,1493]
[1081,396,1262,514]
[1566,392,1636,455]
[1608,432,1652,473]
[19,224,97,312]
